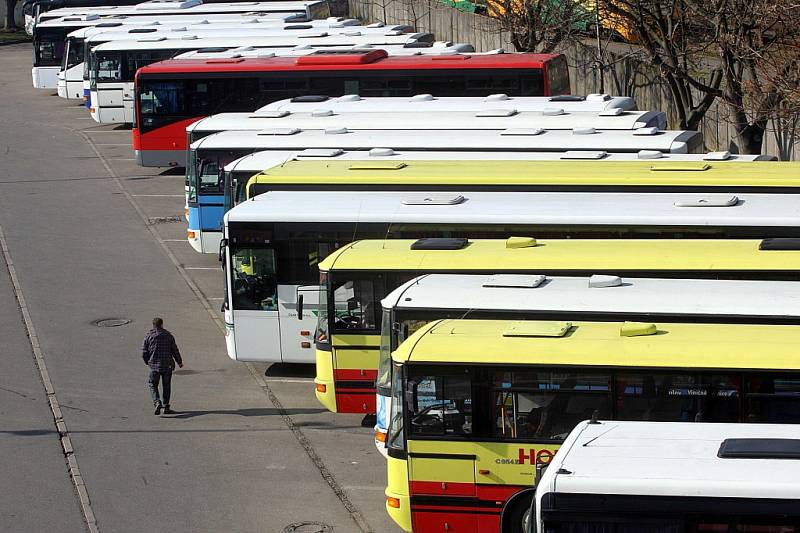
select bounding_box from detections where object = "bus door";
[406,371,479,533]
[229,247,282,363]
[278,283,320,364]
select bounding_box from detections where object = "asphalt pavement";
[0,43,399,533]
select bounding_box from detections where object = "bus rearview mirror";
[296,294,304,320]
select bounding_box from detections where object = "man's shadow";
[166,407,327,419]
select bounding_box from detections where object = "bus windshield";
[34,29,66,66]
[63,36,83,70]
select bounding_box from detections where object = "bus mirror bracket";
[296,294,304,320]
[218,238,228,263]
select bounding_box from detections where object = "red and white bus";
[132,49,570,166]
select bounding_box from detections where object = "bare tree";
[488,0,592,53]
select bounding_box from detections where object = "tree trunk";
[5,0,18,30]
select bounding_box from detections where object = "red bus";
[132,48,570,167]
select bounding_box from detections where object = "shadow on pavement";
[264,363,315,378]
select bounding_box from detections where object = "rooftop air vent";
[703,151,732,160]
[410,238,468,250]
[137,36,167,42]
[599,107,624,116]
[311,109,334,117]
[196,47,228,53]
[759,238,800,251]
[633,127,659,136]
[483,274,546,288]
[249,110,289,118]
[96,22,123,27]
[366,21,385,28]
[180,35,199,40]
[573,127,596,135]
[506,237,537,248]
[589,274,623,288]
[485,94,509,101]
[674,196,739,208]
[290,95,329,103]
[411,94,434,102]
[256,128,300,135]
[128,27,157,33]
[560,151,608,160]
[337,94,362,101]
[284,24,312,30]
[343,30,362,36]
[501,128,544,136]
[297,148,343,157]
[401,194,466,205]
[170,26,188,32]
[476,109,517,117]
[324,127,348,135]
[503,321,571,338]
[620,322,658,337]
[369,148,394,156]
[637,150,663,159]
[542,107,565,116]
[586,93,611,101]
[718,438,800,459]
[549,95,584,102]
[298,31,327,38]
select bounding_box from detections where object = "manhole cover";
[93,318,131,328]
[283,522,332,533]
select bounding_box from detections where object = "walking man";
[142,317,183,415]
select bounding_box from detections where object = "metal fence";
[351,0,799,160]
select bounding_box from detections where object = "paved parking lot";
[0,43,399,533]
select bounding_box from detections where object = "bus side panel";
[277,284,318,364]
[406,440,560,532]
[332,336,379,413]
[231,309,282,362]
[314,348,337,412]
[386,456,413,532]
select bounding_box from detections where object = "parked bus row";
[26,2,800,531]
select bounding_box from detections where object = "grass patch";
[0,29,31,44]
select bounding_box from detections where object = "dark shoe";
[162,407,175,415]
[154,404,162,415]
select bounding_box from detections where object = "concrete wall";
[351,0,799,159]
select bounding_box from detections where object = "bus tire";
[501,490,534,533]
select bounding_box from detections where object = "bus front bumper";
[135,149,185,168]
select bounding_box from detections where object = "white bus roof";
[39,0,328,22]
[55,12,305,33]
[541,420,800,500]
[84,23,411,44]
[223,149,767,174]
[173,41,476,59]
[379,273,800,318]
[91,31,434,52]
[261,93,639,113]
[193,127,701,154]
[189,109,667,133]
[230,190,800,235]
[69,17,365,40]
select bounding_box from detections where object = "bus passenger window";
[230,248,277,311]
[410,373,472,437]
[746,375,800,423]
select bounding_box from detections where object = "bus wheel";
[503,492,533,533]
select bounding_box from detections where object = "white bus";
[222,189,799,366]
[33,0,330,28]
[185,108,669,143]
[88,31,435,123]
[31,0,330,87]
[260,93,639,114]
[187,127,703,252]
[377,273,800,455]
[531,420,800,533]
[171,40,478,60]
[60,16,364,99]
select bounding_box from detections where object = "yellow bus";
[383,318,800,533]
[313,237,800,415]
[242,160,800,204]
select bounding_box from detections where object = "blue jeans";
[147,369,172,407]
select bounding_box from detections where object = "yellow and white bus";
[383,318,800,533]
[314,237,800,415]
[374,273,800,453]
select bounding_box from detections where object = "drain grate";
[93,318,131,328]
[148,216,182,225]
[283,522,332,533]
